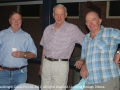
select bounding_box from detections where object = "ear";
[52,13,54,17]
[99,19,102,24]
[52,13,54,18]
[65,13,67,18]
[9,19,11,24]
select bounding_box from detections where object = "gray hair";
[9,12,23,21]
[53,4,67,14]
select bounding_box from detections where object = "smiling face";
[9,13,22,32]
[85,11,102,33]
[53,5,67,26]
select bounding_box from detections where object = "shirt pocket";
[2,37,10,44]
[97,38,109,50]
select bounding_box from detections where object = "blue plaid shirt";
[81,25,120,84]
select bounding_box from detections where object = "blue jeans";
[0,67,27,90]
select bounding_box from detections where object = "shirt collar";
[8,27,23,34]
[51,21,68,31]
[86,25,104,40]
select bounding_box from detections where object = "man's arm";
[114,48,120,68]
[74,59,88,78]
[11,51,36,59]
[41,48,46,66]
[23,52,36,59]
[39,48,46,75]
[80,63,88,78]
[74,59,84,69]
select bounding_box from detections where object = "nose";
[57,15,61,20]
[15,20,18,23]
[88,21,93,26]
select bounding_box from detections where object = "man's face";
[53,7,67,25]
[85,12,102,33]
[9,13,22,31]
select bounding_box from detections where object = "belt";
[45,56,68,61]
[0,65,26,71]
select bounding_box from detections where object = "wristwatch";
[116,51,120,54]
[24,54,27,58]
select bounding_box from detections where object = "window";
[58,3,79,18]
[106,1,120,18]
[17,4,40,18]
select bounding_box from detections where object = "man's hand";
[74,59,84,69]
[11,51,24,58]
[80,64,88,78]
[114,53,120,68]
[0,67,3,71]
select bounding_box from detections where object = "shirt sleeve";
[81,37,86,60]
[0,31,2,45]
[40,29,46,47]
[73,26,85,45]
[27,34,37,56]
[0,30,5,45]
[40,35,44,46]
[112,28,120,44]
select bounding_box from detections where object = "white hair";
[53,4,67,14]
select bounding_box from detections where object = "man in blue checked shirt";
[0,12,37,90]
[74,11,120,90]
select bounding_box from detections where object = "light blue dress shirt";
[0,27,37,67]
[81,25,120,84]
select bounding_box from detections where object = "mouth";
[89,25,94,29]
